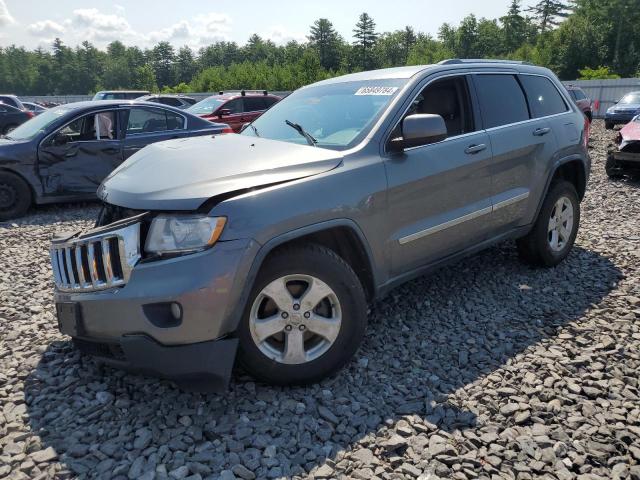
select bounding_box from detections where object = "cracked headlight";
[145,215,226,255]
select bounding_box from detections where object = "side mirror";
[388,114,447,152]
[218,108,232,117]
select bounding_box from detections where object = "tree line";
[0,0,638,96]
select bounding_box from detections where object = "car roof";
[53,100,194,113]
[139,94,195,99]
[310,60,554,87]
[95,90,150,94]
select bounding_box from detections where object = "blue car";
[605,91,640,129]
[0,100,230,220]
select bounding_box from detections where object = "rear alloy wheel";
[517,180,580,267]
[0,172,32,221]
[238,245,367,385]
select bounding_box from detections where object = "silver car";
[50,60,590,391]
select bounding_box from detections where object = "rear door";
[122,106,188,160]
[472,73,558,231]
[384,74,495,276]
[38,109,123,196]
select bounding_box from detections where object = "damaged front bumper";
[50,216,259,392]
[608,120,640,172]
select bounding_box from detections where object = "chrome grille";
[50,223,140,292]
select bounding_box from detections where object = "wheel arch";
[228,219,378,334]
[0,167,36,204]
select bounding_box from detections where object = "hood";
[613,103,640,112]
[619,119,640,150]
[100,134,343,210]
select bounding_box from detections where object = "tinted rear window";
[243,97,265,111]
[520,75,568,118]
[474,74,529,129]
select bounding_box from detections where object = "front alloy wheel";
[238,245,367,385]
[249,274,342,364]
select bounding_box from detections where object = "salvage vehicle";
[22,102,48,115]
[605,91,640,129]
[0,101,231,220]
[187,90,281,132]
[0,103,33,135]
[565,85,592,122]
[50,60,590,391]
[92,90,150,101]
[135,94,197,110]
[606,115,640,178]
[0,94,27,111]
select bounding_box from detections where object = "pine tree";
[352,13,378,70]
[501,0,534,52]
[526,0,571,32]
[308,18,341,70]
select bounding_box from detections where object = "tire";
[3,124,17,135]
[516,180,580,267]
[605,121,614,130]
[0,172,32,221]
[585,111,592,123]
[605,153,624,179]
[237,244,367,385]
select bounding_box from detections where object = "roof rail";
[217,90,269,96]
[438,58,534,66]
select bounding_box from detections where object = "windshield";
[187,97,226,115]
[242,79,406,150]
[619,93,640,105]
[5,106,70,141]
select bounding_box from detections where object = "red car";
[187,91,281,132]
[565,85,593,122]
[606,115,640,178]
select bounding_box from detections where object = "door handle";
[533,127,551,136]
[64,148,78,158]
[464,144,487,155]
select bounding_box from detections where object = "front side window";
[58,111,118,142]
[574,89,587,101]
[223,99,243,114]
[474,74,530,129]
[520,75,568,118]
[243,78,407,150]
[400,76,475,138]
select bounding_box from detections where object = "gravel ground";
[1,120,640,480]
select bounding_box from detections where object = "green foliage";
[1,3,638,96]
[578,66,620,79]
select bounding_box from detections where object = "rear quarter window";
[473,74,530,129]
[520,75,568,118]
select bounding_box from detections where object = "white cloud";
[27,20,65,37]
[262,25,306,45]
[71,8,141,43]
[148,20,191,42]
[0,0,15,27]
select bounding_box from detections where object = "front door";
[38,110,123,197]
[215,98,245,132]
[384,75,495,276]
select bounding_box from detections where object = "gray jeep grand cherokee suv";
[50,60,590,391]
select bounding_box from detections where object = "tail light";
[583,115,590,148]
[220,125,234,134]
[25,110,35,119]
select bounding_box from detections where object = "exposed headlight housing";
[145,215,226,255]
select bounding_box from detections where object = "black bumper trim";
[75,335,238,393]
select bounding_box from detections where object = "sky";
[0,0,537,51]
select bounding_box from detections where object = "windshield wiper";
[285,119,317,147]
[247,123,260,137]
